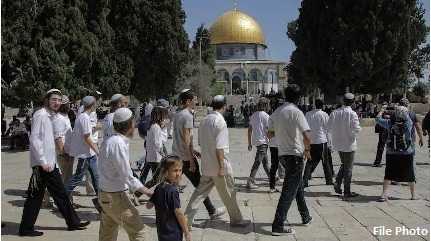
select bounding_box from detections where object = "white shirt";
[53,113,72,154]
[268,118,278,147]
[78,106,98,143]
[89,111,99,143]
[249,111,269,146]
[305,109,329,144]
[146,124,164,163]
[29,108,57,168]
[70,112,95,158]
[98,134,143,192]
[198,111,233,177]
[327,106,361,152]
[102,113,115,140]
[269,103,310,156]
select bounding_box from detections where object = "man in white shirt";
[98,108,152,241]
[19,89,90,237]
[185,95,251,228]
[270,85,312,236]
[246,97,271,189]
[67,96,100,207]
[102,93,128,140]
[53,95,74,184]
[303,99,334,187]
[327,93,361,199]
[170,90,225,219]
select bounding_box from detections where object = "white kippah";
[180,88,191,93]
[46,89,62,95]
[344,93,355,100]
[111,93,124,102]
[213,95,225,102]
[113,108,133,123]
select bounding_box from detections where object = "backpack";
[388,111,410,152]
[138,115,151,139]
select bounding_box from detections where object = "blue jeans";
[66,156,99,195]
[272,155,310,230]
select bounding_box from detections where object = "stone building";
[209,9,288,96]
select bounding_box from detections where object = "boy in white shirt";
[98,108,152,241]
[247,98,271,189]
[67,96,100,209]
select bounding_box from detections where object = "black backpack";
[388,112,410,152]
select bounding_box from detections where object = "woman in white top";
[139,106,169,184]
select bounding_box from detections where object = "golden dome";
[209,10,266,46]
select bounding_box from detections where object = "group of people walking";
[18,85,427,239]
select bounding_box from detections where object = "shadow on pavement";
[352,180,383,186]
[1,221,67,236]
[304,191,335,198]
[353,162,374,167]
[8,199,25,207]
[4,189,27,197]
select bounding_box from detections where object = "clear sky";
[183,0,430,62]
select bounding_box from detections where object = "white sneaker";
[247,182,259,189]
[210,207,226,220]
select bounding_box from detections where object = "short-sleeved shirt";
[269,103,310,156]
[249,111,269,146]
[198,111,233,176]
[53,113,72,154]
[150,183,182,241]
[305,109,329,144]
[70,112,95,158]
[172,108,194,161]
[78,106,98,143]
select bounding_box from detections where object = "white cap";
[110,93,124,102]
[46,89,62,95]
[113,108,133,123]
[82,96,96,107]
[344,93,355,100]
[180,88,191,93]
[96,90,102,95]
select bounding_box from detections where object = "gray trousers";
[249,144,270,179]
[335,151,355,194]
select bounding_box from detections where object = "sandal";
[377,196,388,202]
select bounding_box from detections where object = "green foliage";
[287,0,429,101]
[1,0,189,106]
[179,24,217,102]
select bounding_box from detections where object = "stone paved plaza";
[1,127,430,241]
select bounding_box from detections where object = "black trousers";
[20,167,81,232]
[272,155,310,229]
[145,159,216,215]
[374,131,388,165]
[303,143,334,185]
[269,147,279,189]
